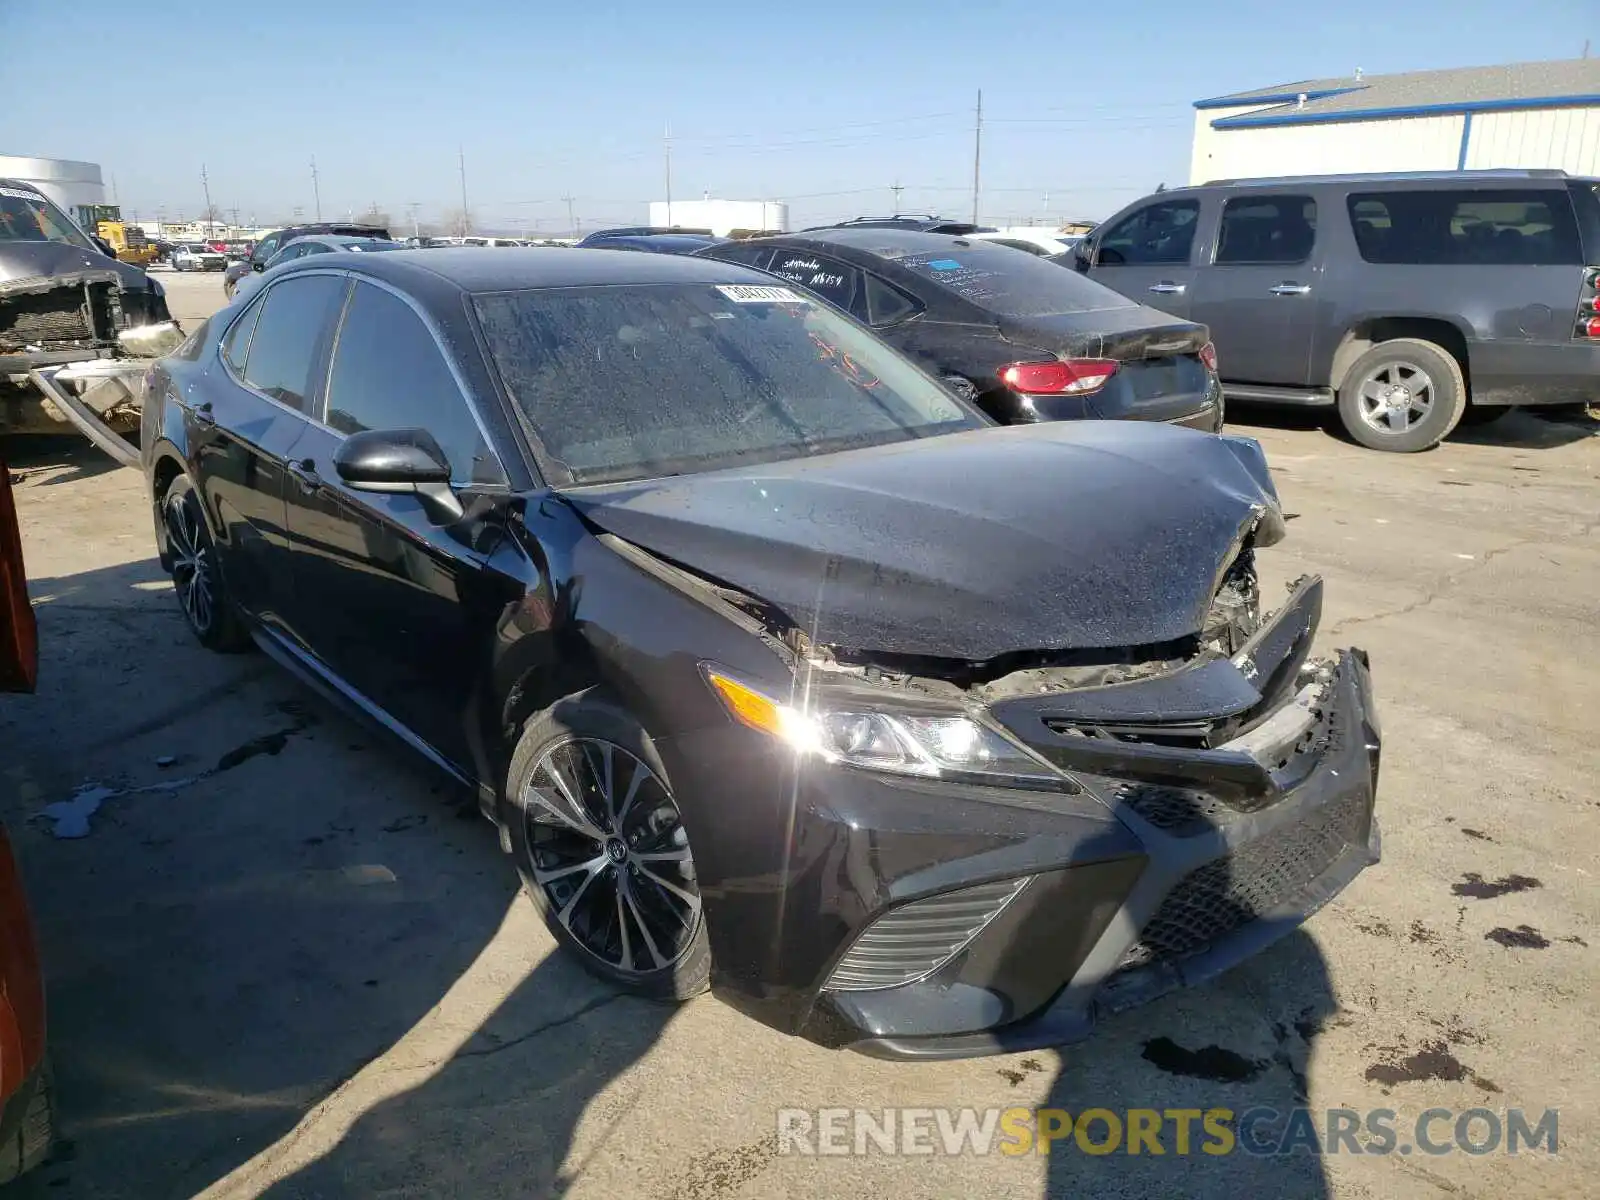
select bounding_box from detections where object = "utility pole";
[200,163,214,229]
[310,156,322,220]
[971,89,983,226]
[664,122,673,226]
[563,194,578,236]
[458,147,470,234]
[407,202,420,238]
[890,181,904,215]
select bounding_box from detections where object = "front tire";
[506,692,711,1001]
[1336,338,1466,452]
[162,475,249,652]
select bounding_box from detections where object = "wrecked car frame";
[2,179,181,461]
[139,249,1380,1059]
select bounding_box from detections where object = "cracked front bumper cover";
[827,650,1381,1060]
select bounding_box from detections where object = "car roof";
[276,245,769,293]
[1184,168,1574,192]
[754,227,978,261]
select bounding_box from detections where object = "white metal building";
[1191,59,1600,184]
[0,154,106,213]
[647,199,788,235]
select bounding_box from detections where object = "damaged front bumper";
[658,576,1381,1059]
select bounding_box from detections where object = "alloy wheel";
[523,737,701,976]
[1356,361,1435,434]
[165,491,216,636]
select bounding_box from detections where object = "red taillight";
[999,358,1119,395]
[1198,341,1218,374]
[1581,316,1600,338]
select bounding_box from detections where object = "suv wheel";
[506,692,711,1001]
[1337,338,1465,452]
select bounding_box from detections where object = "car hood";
[562,422,1284,661]
[0,241,151,291]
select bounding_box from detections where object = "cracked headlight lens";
[703,667,1062,786]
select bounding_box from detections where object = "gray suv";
[1076,169,1600,451]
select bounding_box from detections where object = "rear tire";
[1336,338,1466,452]
[506,692,711,1002]
[161,475,250,652]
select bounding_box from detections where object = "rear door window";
[240,274,348,412]
[324,282,502,485]
[767,250,863,312]
[221,294,264,375]
[1347,190,1581,265]
[1215,195,1317,264]
[1094,200,1200,266]
[865,274,922,327]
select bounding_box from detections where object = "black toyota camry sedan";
[140,249,1380,1059]
[698,228,1224,432]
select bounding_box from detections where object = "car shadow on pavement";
[1040,931,1336,1198]
[3,553,674,1199]
[2,436,126,487]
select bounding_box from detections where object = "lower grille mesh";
[1118,792,1367,971]
[824,876,1030,992]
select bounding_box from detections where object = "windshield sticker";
[0,187,48,202]
[715,284,809,304]
[927,259,962,271]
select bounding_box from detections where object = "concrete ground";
[1,269,1595,1198]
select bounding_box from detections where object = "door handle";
[1147,281,1187,295]
[1270,283,1311,296]
[191,401,216,428]
[286,458,322,492]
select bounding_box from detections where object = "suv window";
[1216,195,1316,264]
[251,233,281,264]
[1347,189,1582,266]
[767,250,863,311]
[324,282,502,485]
[241,274,347,411]
[1095,200,1200,266]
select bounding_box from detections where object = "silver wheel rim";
[1357,361,1435,434]
[165,491,216,635]
[524,737,701,976]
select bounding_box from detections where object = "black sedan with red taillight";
[696,227,1223,432]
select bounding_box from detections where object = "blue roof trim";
[1212,93,1600,129]
[1193,87,1362,110]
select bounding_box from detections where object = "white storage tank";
[0,155,106,218]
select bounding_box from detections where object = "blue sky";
[1,0,1593,231]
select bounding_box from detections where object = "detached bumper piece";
[802,579,1381,1060]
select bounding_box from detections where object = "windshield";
[0,186,94,249]
[337,240,404,252]
[890,238,1135,316]
[476,282,983,486]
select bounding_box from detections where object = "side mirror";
[332,428,463,523]
[1072,242,1092,272]
[92,235,118,260]
[252,260,266,272]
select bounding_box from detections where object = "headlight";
[702,667,1064,787]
